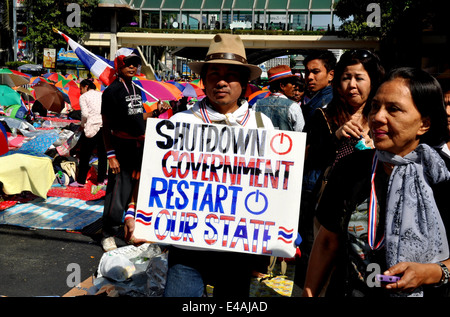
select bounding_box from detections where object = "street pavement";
[0,221,303,298]
[0,221,126,297]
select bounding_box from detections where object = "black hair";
[377,67,448,146]
[303,50,337,73]
[80,79,97,90]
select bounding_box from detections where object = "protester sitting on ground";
[127,33,274,297]
[100,49,170,252]
[69,79,107,190]
[302,50,336,125]
[254,64,305,131]
[302,67,450,297]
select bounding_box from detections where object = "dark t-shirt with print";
[101,78,146,137]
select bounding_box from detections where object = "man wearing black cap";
[254,64,305,132]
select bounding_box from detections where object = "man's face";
[304,59,334,93]
[119,57,140,80]
[280,80,296,98]
[204,64,245,113]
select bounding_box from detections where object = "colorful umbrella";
[10,69,31,79]
[244,83,261,97]
[0,68,30,87]
[166,80,185,92]
[133,79,182,102]
[64,74,78,80]
[33,81,65,113]
[190,78,204,89]
[56,81,81,110]
[30,76,49,85]
[142,101,173,118]
[0,85,22,106]
[43,72,65,82]
[91,78,106,92]
[55,78,76,89]
[182,82,205,98]
[247,89,270,106]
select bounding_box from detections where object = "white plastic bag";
[98,254,136,282]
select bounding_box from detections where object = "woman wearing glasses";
[297,50,385,287]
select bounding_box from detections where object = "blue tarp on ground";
[0,196,104,230]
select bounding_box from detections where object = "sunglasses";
[346,49,373,59]
[124,61,140,67]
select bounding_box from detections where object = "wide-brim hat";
[267,65,297,83]
[188,34,262,81]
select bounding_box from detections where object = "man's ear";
[327,69,334,83]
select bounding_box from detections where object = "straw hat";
[267,65,297,83]
[188,34,262,81]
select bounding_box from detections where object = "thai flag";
[277,226,294,244]
[55,29,116,86]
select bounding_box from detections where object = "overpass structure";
[85,31,379,63]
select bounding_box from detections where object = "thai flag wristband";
[107,150,116,159]
[124,209,135,220]
[124,203,136,220]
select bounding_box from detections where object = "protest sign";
[134,119,306,258]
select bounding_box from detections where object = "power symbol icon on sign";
[270,133,293,155]
[245,190,268,215]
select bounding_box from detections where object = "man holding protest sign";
[128,34,306,297]
[165,34,274,297]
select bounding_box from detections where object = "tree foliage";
[22,0,99,59]
[334,0,447,40]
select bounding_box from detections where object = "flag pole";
[131,82,159,102]
[53,28,160,102]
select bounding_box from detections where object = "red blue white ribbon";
[368,152,384,250]
[199,99,250,126]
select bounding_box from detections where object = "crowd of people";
[74,33,450,298]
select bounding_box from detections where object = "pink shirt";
[79,89,103,138]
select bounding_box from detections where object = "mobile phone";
[376,274,400,283]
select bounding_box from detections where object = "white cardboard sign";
[134,119,306,258]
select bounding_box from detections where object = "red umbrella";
[33,81,65,113]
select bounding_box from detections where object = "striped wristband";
[124,203,136,220]
[107,150,116,159]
